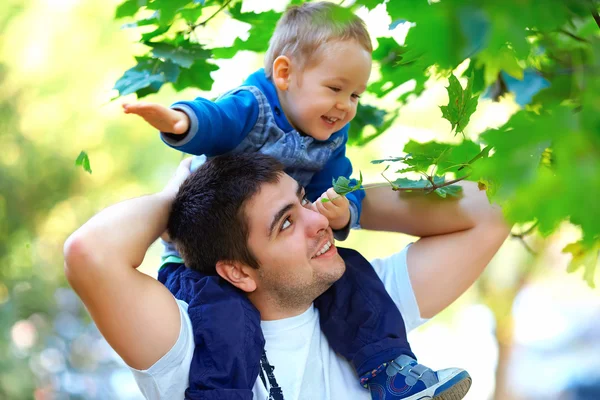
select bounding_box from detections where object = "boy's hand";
[122,102,190,134]
[314,188,350,231]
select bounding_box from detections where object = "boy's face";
[282,39,372,141]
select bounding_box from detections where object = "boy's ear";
[215,260,257,293]
[272,56,292,91]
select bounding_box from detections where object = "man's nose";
[304,202,329,235]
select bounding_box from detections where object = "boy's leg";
[314,248,471,400]
[158,264,264,397]
[314,247,414,376]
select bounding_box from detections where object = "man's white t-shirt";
[130,246,427,399]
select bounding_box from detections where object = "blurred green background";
[1,0,599,399]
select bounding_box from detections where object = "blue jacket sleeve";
[305,126,365,240]
[160,90,259,157]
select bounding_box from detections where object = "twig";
[514,236,537,256]
[558,28,589,43]
[593,7,600,29]
[510,222,539,255]
[192,0,233,29]
[391,174,471,192]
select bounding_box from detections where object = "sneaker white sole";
[401,370,472,400]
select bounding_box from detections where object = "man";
[64,155,509,399]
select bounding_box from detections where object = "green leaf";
[402,140,483,175]
[140,25,170,41]
[211,4,282,58]
[563,241,599,288]
[121,13,158,29]
[113,57,180,98]
[440,74,479,135]
[386,1,467,69]
[371,156,409,165]
[348,104,399,147]
[390,176,462,198]
[435,185,463,198]
[145,41,210,68]
[146,0,192,26]
[368,37,427,99]
[75,151,92,174]
[330,172,364,198]
[171,58,218,92]
[392,176,444,191]
[475,46,524,86]
[353,0,380,11]
[395,166,420,174]
[115,0,146,19]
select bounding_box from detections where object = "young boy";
[124,2,471,399]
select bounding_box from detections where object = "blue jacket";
[161,69,365,232]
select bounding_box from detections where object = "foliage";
[328,172,363,201]
[112,0,600,286]
[75,151,92,174]
[440,74,479,136]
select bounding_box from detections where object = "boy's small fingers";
[315,199,329,215]
[321,198,335,211]
[325,188,338,198]
[173,120,188,134]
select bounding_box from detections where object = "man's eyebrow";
[268,183,305,237]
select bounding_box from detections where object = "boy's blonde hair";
[264,1,372,78]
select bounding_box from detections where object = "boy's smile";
[276,39,372,141]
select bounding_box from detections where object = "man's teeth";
[314,241,332,257]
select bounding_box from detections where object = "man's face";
[244,173,346,312]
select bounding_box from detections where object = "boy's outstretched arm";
[63,159,192,370]
[125,92,259,157]
[123,102,190,134]
[361,182,510,318]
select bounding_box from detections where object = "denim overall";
[159,248,414,400]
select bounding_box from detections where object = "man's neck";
[247,290,313,321]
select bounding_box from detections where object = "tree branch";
[192,0,233,29]
[558,28,589,43]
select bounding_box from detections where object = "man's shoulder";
[337,247,369,264]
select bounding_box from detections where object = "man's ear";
[215,260,257,293]
[272,55,292,91]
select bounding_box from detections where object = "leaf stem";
[391,174,471,192]
[558,28,589,43]
[511,221,539,238]
[458,145,491,171]
[513,236,537,255]
[192,0,233,29]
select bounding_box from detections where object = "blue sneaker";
[365,355,472,400]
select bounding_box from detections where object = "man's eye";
[281,218,292,231]
[301,197,310,207]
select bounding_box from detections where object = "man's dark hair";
[167,153,285,275]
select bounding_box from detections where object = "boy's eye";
[352,93,361,99]
[328,86,341,92]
